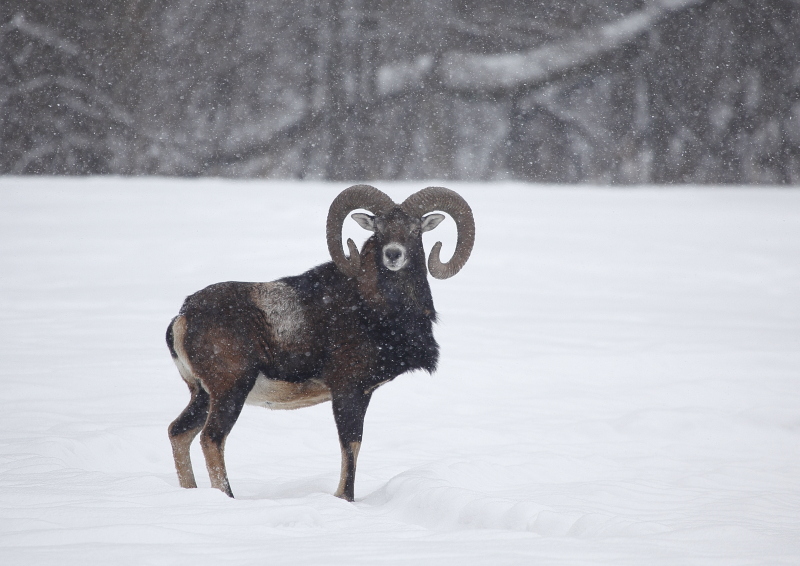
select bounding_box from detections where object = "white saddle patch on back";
[246,375,331,410]
[251,281,307,345]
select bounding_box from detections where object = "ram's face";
[352,208,444,272]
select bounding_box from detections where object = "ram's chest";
[370,312,438,375]
[246,375,331,410]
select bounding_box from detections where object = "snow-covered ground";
[1,178,799,565]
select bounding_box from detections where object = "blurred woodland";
[2,0,799,183]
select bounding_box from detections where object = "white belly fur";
[246,375,331,410]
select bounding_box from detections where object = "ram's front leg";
[331,387,373,501]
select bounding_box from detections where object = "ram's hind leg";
[199,372,257,498]
[167,315,209,489]
[168,381,209,489]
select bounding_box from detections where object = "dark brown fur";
[167,207,439,501]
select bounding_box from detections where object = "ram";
[166,185,474,501]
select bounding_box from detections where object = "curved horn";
[401,187,475,279]
[327,185,396,277]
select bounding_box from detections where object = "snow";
[1,177,799,564]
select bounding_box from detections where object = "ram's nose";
[382,244,407,271]
[385,248,402,262]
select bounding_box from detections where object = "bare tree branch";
[8,13,80,56]
[440,0,705,93]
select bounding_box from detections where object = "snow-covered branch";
[52,77,135,127]
[376,56,434,97]
[0,75,135,127]
[8,13,80,56]
[441,0,705,92]
[197,110,325,174]
[376,0,705,97]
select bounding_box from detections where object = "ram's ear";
[351,213,376,231]
[421,213,445,233]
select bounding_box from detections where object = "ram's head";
[326,185,475,279]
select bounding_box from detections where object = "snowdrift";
[1,178,798,564]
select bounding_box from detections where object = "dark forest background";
[2,0,799,183]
